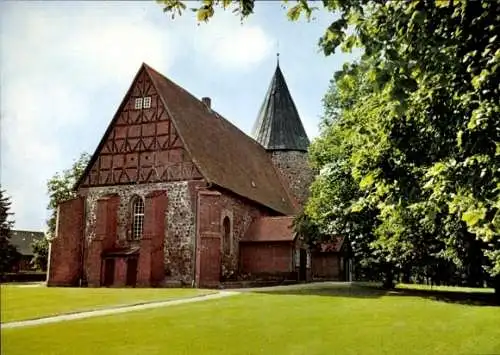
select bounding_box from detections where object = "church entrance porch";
[101,247,140,287]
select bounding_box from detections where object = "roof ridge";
[145,64,296,214]
[144,64,271,155]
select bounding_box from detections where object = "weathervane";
[277,40,280,66]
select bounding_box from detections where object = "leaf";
[462,207,486,227]
[360,173,375,189]
[287,4,302,21]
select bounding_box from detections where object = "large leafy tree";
[0,188,20,274]
[46,152,90,237]
[162,1,499,293]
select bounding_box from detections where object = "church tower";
[252,58,313,208]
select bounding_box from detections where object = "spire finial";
[276,40,280,66]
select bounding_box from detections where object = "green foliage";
[31,237,49,271]
[161,1,500,288]
[307,0,499,285]
[0,188,20,274]
[46,152,90,236]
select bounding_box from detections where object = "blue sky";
[0,1,359,231]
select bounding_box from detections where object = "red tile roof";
[318,237,345,252]
[241,216,297,242]
[144,64,296,215]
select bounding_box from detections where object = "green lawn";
[396,283,495,293]
[2,283,499,355]
[0,284,211,323]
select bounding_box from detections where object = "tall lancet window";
[131,196,145,240]
[222,216,231,255]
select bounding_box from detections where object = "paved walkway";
[1,291,239,330]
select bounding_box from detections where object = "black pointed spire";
[252,62,310,151]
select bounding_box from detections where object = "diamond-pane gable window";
[131,197,145,240]
[143,96,151,108]
[134,97,143,110]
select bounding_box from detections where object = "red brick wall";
[240,242,293,274]
[47,197,85,286]
[311,252,341,280]
[196,191,222,287]
[114,257,127,287]
[193,187,272,286]
[137,190,167,286]
[86,195,120,287]
[214,190,270,279]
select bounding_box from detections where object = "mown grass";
[396,283,495,293]
[0,284,212,322]
[2,283,499,355]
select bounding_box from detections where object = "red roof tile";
[144,64,296,215]
[318,237,345,252]
[241,216,297,242]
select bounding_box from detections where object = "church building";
[47,60,347,288]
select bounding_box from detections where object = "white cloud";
[0,2,274,230]
[193,11,274,69]
[0,2,177,230]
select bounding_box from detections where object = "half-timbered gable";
[78,67,203,188]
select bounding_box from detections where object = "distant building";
[47,61,349,288]
[9,230,44,272]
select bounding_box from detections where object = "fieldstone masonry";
[217,192,268,279]
[80,181,198,284]
[270,151,314,207]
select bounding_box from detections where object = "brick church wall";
[240,242,294,274]
[79,181,201,285]
[270,151,314,208]
[216,191,269,279]
[194,188,270,285]
[47,197,85,286]
[195,190,269,279]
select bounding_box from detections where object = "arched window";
[222,216,231,255]
[131,197,145,240]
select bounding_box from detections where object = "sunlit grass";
[1,284,212,322]
[3,283,499,355]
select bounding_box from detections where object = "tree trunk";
[382,266,395,289]
[494,275,500,305]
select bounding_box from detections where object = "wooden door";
[198,236,221,287]
[299,249,307,281]
[103,258,115,286]
[126,258,138,287]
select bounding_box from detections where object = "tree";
[31,236,49,272]
[46,152,90,236]
[162,1,499,295]
[0,188,20,274]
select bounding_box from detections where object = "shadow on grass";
[251,282,499,307]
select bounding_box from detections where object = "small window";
[222,216,231,255]
[131,197,145,239]
[143,96,151,108]
[134,98,143,110]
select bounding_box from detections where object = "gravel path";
[1,291,239,329]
